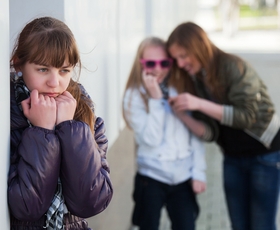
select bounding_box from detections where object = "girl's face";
[168,43,201,76]
[141,45,172,84]
[21,61,73,97]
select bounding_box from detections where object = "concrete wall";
[0,0,11,228]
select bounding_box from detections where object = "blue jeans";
[223,151,280,230]
[132,173,199,230]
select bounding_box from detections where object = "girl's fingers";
[61,91,73,98]
[173,103,186,112]
[29,89,39,103]
[21,97,31,114]
[55,91,74,100]
[168,97,176,104]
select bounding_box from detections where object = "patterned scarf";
[44,179,66,229]
[14,77,30,112]
[158,74,171,113]
[159,74,170,100]
[14,76,65,230]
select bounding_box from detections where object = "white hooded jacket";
[123,87,206,185]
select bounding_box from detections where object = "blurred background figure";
[167,21,280,230]
[220,0,240,37]
[123,37,206,230]
[278,0,280,26]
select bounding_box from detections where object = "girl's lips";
[44,93,59,97]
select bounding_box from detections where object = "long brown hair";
[122,37,169,127]
[167,21,243,100]
[10,17,95,133]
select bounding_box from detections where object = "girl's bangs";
[28,32,79,67]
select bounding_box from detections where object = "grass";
[214,4,279,31]
[240,4,278,17]
[238,4,278,30]
[240,24,279,30]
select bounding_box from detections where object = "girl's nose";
[154,63,162,71]
[177,59,185,68]
[47,71,59,87]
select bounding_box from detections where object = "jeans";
[132,173,199,230]
[223,151,280,230]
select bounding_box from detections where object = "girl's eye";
[60,69,71,73]
[38,68,48,72]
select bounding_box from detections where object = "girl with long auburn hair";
[167,21,280,230]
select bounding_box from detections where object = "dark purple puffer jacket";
[9,80,113,229]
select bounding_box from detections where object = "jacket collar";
[10,79,30,130]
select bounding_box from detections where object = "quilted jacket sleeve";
[221,61,267,129]
[8,127,61,221]
[55,117,113,218]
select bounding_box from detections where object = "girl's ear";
[12,56,22,72]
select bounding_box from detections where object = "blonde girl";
[123,37,206,230]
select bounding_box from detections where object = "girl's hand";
[21,89,57,129]
[55,91,77,125]
[142,71,163,99]
[169,93,201,112]
[192,180,206,194]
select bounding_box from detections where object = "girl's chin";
[186,69,196,75]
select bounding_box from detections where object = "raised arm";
[123,89,167,147]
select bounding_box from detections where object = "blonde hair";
[10,17,95,133]
[122,37,168,128]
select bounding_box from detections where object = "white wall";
[9,0,198,146]
[0,0,11,228]
[9,0,64,51]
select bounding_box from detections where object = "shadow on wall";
[87,127,136,230]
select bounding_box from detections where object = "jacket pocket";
[257,150,280,169]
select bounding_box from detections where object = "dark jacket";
[9,80,113,229]
[193,56,279,148]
